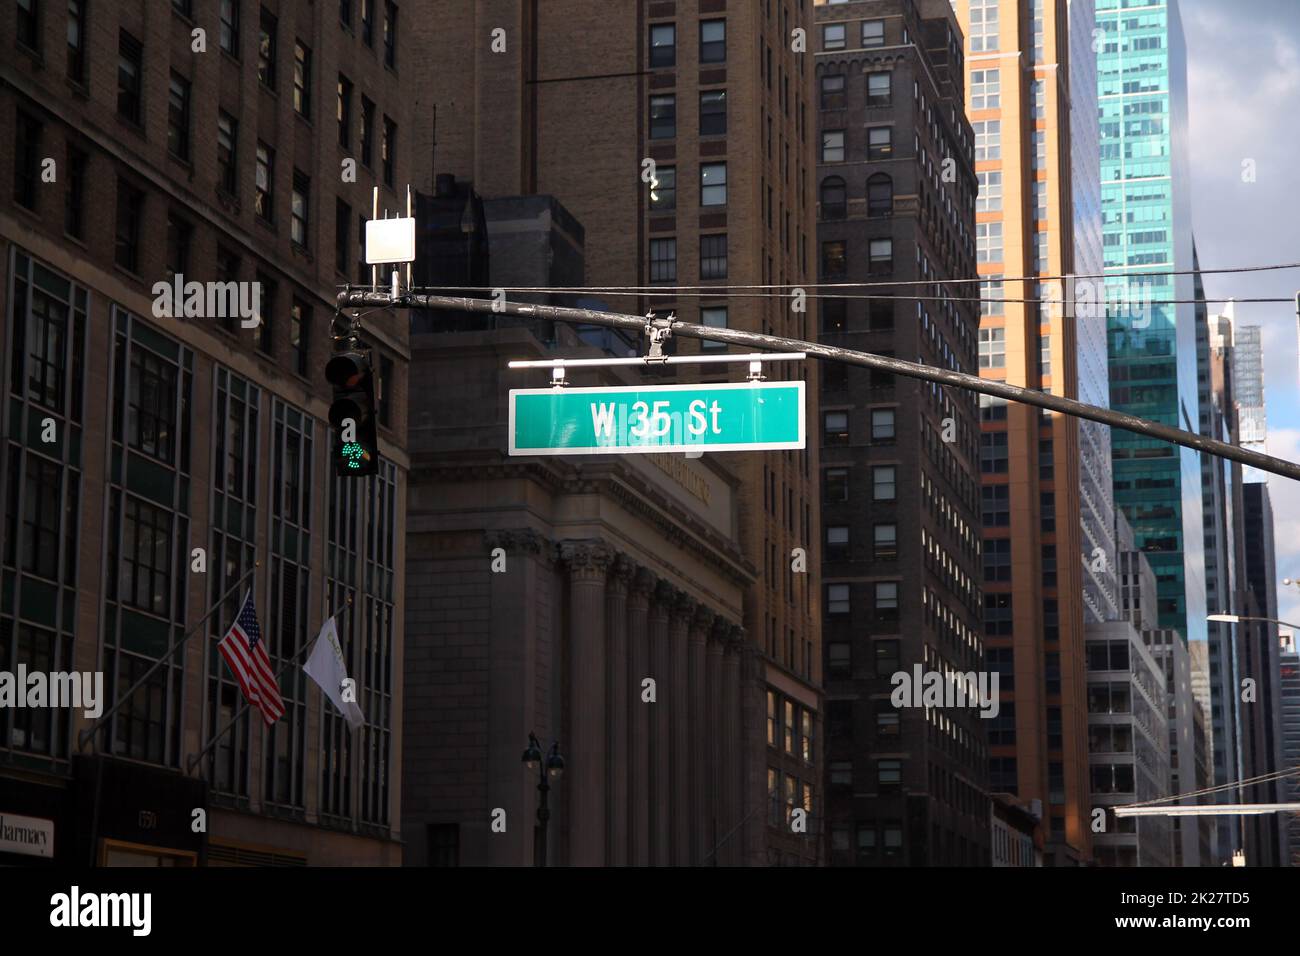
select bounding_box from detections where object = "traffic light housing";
[326,349,380,476]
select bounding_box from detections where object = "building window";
[337,75,353,149]
[824,411,849,445]
[977,170,1002,212]
[114,179,143,273]
[650,23,675,67]
[971,69,1000,110]
[867,72,891,107]
[290,299,310,376]
[168,73,192,161]
[984,537,1011,582]
[874,583,899,623]
[822,299,847,331]
[383,1,398,68]
[173,0,193,17]
[869,297,893,331]
[64,144,86,237]
[360,97,374,166]
[862,19,885,48]
[700,19,725,63]
[649,165,675,210]
[827,584,850,615]
[877,759,902,788]
[977,221,1003,263]
[821,240,846,278]
[217,111,239,196]
[291,169,310,247]
[361,0,374,45]
[700,306,727,349]
[821,74,845,110]
[67,0,87,82]
[969,0,999,52]
[828,645,850,677]
[821,129,845,162]
[980,277,1004,317]
[866,126,892,161]
[867,173,892,217]
[700,234,727,279]
[258,7,277,89]
[981,431,1009,473]
[874,523,898,560]
[128,345,180,463]
[823,468,849,501]
[166,213,192,278]
[650,95,676,139]
[382,116,396,185]
[823,23,845,50]
[650,238,676,282]
[119,496,173,617]
[1040,333,1052,375]
[826,525,849,561]
[869,238,892,275]
[220,0,240,57]
[1039,439,1054,480]
[255,142,275,222]
[871,408,895,441]
[982,484,1010,526]
[14,111,42,211]
[700,162,727,205]
[118,30,144,124]
[872,465,896,501]
[254,274,275,354]
[17,455,63,581]
[973,119,1001,160]
[979,327,1005,368]
[820,176,846,220]
[766,691,776,745]
[17,0,41,51]
[293,41,311,117]
[700,90,727,135]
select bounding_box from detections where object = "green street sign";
[509,381,806,455]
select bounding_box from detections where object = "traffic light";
[326,349,379,476]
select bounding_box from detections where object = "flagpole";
[78,561,261,752]
[185,594,354,776]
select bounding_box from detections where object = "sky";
[1180,0,1300,627]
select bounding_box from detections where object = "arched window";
[867,173,893,218]
[820,176,846,220]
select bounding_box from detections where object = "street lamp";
[521,732,564,867]
[1208,612,1300,631]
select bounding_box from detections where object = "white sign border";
[508,380,806,456]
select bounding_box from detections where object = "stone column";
[722,626,745,866]
[669,591,695,865]
[605,554,634,866]
[704,618,727,863]
[648,580,675,866]
[483,529,550,867]
[559,540,611,866]
[688,605,714,866]
[627,567,654,866]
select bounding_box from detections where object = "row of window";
[765,690,815,763]
[649,91,729,139]
[648,19,727,67]
[648,235,728,283]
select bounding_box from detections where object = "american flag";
[218,591,284,725]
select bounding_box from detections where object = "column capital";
[671,590,698,625]
[691,604,716,640]
[485,527,550,558]
[652,579,678,608]
[726,624,747,653]
[559,539,614,581]
[708,616,731,648]
[630,566,657,606]
[609,553,637,594]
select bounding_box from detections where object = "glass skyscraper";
[1097,0,1205,643]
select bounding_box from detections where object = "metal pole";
[78,562,259,751]
[339,290,1300,483]
[185,596,354,775]
[536,773,550,868]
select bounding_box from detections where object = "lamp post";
[522,732,565,867]
[1207,613,1300,632]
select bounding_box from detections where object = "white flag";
[303,617,365,730]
